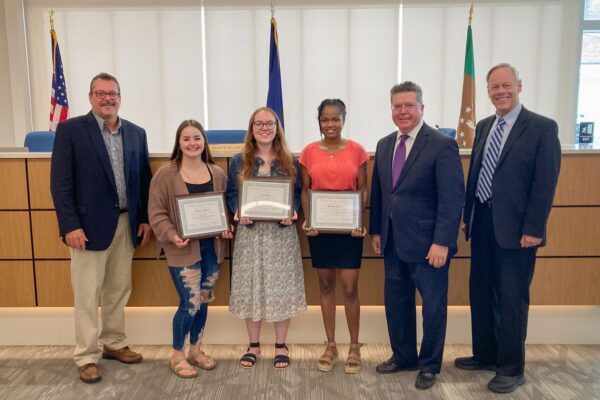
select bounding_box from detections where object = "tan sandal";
[187,350,216,370]
[344,343,362,374]
[170,356,198,378]
[316,341,338,372]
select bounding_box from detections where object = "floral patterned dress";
[229,171,307,322]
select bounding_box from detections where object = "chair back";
[438,128,457,139]
[205,130,246,144]
[24,131,56,152]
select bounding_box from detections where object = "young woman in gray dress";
[226,107,307,370]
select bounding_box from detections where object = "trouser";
[168,238,220,351]
[70,213,134,367]
[470,201,537,376]
[383,230,449,374]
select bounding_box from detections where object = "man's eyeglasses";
[252,121,277,130]
[94,91,120,100]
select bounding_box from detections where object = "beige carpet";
[0,344,599,400]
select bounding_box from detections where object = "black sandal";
[240,342,260,369]
[274,343,290,370]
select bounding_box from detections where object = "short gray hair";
[486,63,520,83]
[390,81,423,104]
[89,72,121,95]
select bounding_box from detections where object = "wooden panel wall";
[0,159,28,209]
[1,153,598,307]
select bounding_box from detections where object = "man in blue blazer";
[370,81,464,389]
[50,73,152,383]
[455,64,561,394]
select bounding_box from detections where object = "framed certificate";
[239,177,294,221]
[307,190,363,233]
[175,192,229,239]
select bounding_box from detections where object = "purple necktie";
[392,134,409,186]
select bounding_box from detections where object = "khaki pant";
[70,213,134,367]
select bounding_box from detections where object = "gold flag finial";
[468,2,473,26]
[49,8,55,31]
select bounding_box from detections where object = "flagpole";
[469,2,473,26]
[49,8,55,31]
[267,0,284,128]
[48,10,69,130]
[456,2,476,149]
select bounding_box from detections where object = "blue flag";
[267,17,284,129]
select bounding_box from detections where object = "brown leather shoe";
[102,346,143,364]
[78,363,102,383]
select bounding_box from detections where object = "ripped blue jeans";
[168,238,220,351]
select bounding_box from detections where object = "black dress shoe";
[487,373,526,393]
[454,356,496,371]
[415,371,436,390]
[375,358,418,374]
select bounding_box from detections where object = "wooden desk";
[1,151,598,307]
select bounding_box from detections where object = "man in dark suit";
[455,63,561,394]
[370,81,464,389]
[51,73,152,383]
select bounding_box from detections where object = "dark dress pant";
[383,229,449,374]
[470,201,537,376]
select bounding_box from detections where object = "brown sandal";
[316,341,338,372]
[344,343,362,374]
[170,356,198,378]
[187,350,216,370]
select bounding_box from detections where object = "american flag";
[50,28,68,131]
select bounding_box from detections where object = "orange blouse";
[298,139,369,190]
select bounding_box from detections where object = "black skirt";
[308,233,363,269]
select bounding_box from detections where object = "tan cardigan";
[148,162,227,267]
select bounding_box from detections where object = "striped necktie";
[476,117,506,202]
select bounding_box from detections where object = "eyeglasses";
[94,91,120,100]
[252,121,277,130]
[392,103,418,112]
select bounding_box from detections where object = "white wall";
[0,0,15,146]
[0,0,585,150]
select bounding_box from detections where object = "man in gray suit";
[370,81,464,389]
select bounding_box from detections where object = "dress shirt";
[93,112,127,209]
[481,103,523,159]
[392,119,424,164]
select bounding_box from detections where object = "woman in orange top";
[299,99,369,374]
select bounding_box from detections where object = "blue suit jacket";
[369,123,465,263]
[464,107,561,248]
[50,111,152,251]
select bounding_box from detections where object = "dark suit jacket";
[369,123,465,263]
[50,111,152,251]
[463,106,561,249]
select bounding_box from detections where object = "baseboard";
[1,305,599,345]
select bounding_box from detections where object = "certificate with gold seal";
[239,177,293,221]
[175,192,229,239]
[307,190,362,233]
